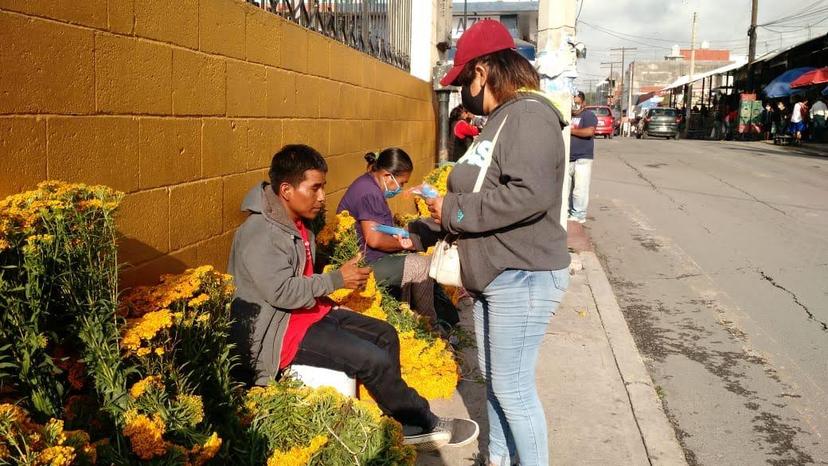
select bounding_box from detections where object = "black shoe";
[438,416,479,447]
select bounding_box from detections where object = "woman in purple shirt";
[337,148,459,326]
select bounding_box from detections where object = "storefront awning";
[661,59,747,92]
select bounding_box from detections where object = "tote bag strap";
[472,115,509,193]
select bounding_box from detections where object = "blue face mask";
[383,174,402,199]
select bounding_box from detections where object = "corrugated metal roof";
[661,59,748,91]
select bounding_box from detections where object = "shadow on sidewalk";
[417,300,488,465]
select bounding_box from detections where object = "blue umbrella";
[763,67,816,98]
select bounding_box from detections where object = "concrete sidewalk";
[417,223,686,466]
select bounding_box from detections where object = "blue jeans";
[568,158,593,222]
[473,268,570,466]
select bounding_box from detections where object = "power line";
[759,0,828,26]
[575,0,585,26]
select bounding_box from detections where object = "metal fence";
[247,0,412,71]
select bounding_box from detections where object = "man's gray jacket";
[227,183,344,386]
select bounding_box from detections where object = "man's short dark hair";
[576,91,586,101]
[269,144,328,189]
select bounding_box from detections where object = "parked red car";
[584,106,614,138]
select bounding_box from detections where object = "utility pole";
[748,0,758,63]
[627,60,635,117]
[601,61,622,103]
[611,47,637,110]
[684,11,697,138]
[537,0,577,228]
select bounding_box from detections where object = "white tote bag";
[429,116,509,287]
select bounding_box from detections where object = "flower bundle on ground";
[321,214,460,402]
[240,379,414,466]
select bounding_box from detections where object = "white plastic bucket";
[290,365,356,397]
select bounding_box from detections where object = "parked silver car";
[636,108,680,140]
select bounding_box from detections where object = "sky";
[572,0,828,92]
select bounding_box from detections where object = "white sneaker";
[441,417,479,447]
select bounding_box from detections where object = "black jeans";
[293,308,438,431]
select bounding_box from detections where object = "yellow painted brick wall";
[0,0,437,287]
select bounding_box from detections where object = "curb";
[580,251,688,466]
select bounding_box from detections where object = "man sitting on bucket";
[227,144,478,450]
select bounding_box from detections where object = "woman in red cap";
[423,19,570,466]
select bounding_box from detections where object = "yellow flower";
[336,211,356,241]
[266,435,328,466]
[189,432,222,466]
[415,198,430,218]
[36,445,76,466]
[187,293,209,308]
[121,309,173,353]
[123,409,168,460]
[328,287,353,303]
[154,347,165,356]
[129,375,163,399]
[44,418,67,445]
[177,394,204,426]
[360,273,378,299]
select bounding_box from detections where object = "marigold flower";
[129,375,163,399]
[177,394,204,426]
[121,309,173,353]
[187,293,209,308]
[266,435,328,466]
[189,432,222,466]
[123,409,168,460]
[36,445,76,466]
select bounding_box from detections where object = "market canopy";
[763,67,816,98]
[661,59,747,92]
[790,67,828,88]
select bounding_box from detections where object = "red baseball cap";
[440,20,516,87]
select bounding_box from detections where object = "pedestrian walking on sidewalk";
[430,19,571,466]
[790,95,807,144]
[569,91,597,224]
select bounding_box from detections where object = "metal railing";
[248,0,412,71]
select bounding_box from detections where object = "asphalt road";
[586,138,828,465]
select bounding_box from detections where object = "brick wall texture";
[0,0,437,287]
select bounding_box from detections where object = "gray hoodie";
[439,93,570,293]
[227,183,344,386]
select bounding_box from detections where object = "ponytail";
[367,148,413,175]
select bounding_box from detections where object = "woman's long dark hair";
[364,147,414,175]
[457,48,540,103]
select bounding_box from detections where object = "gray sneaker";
[402,423,451,450]
[438,416,480,447]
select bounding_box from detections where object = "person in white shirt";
[810,97,827,142]
[790,96,806,144]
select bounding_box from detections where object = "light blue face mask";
[383,174,402,199]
